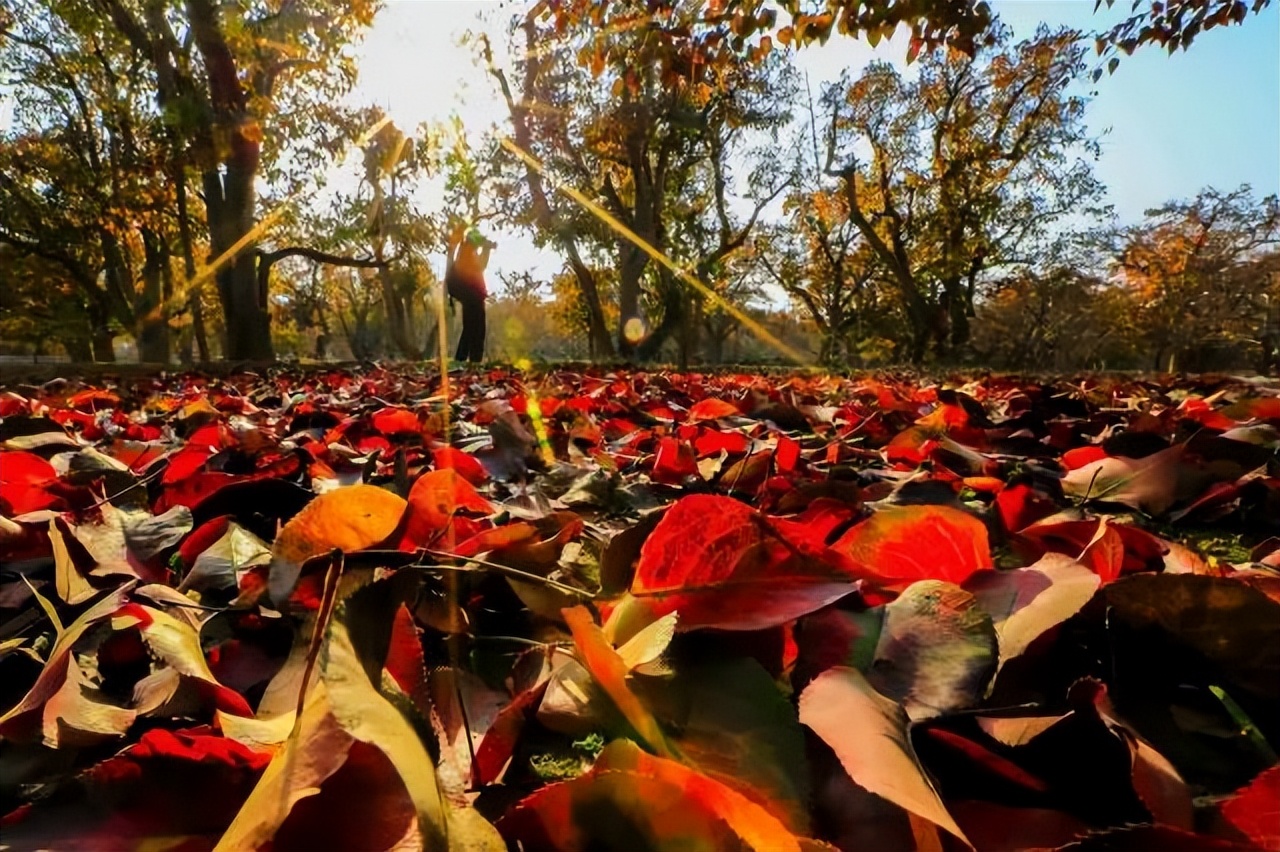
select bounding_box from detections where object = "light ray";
[499,136,810,365]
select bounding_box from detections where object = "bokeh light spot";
[623,317,647,344]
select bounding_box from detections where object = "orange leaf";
[598,740,803,852]
[687,398,740,422]
[370,407,420,436]
[267,485,407,603]
[499,739,816,852]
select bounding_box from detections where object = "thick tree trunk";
[616,245,647,357]
[635,273,683,361]
[205,167,273,361]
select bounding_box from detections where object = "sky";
[347,0,1279,287]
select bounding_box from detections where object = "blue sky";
[347,0,1280,282]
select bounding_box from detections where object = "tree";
[537,0,1270,85]
[1115,185,1280,372]
[972,257,1132,372]
[819,24,1107,362]
[0,247,100,360]
[759,182,886,366]
[94,0,380,360]
[482,0,793,360]
[479,23,616,358]
[0,0,182,362]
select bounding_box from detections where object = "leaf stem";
[418,548,593,599]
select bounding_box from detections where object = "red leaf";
[162,446,213,485]
[1221,766,1280,851]
[472,679,549,787]
[614,495,857,635]
[370,407,420,436]
[832,505,992,590]
[775,435,801,472]
[432,445,489,485]
[0,451,61,515]
[996,483,1059,533]
[384,604,427,702]
[178,515,232,568]
[694,428,750,457]
[687,398,740,422]
[921,727,1050,793]
[651,436,698,484]
[1062,445,1109,470]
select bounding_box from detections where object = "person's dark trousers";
[447,268,487,363]
[454,292,486,363]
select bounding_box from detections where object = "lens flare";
[623,317,647,345]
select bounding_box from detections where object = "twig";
[86,466,165,510]
[293,550,344,727]
[419,549,593,599]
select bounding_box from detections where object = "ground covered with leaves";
[0,365,1277,852]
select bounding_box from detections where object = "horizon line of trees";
[1,0,1276,372]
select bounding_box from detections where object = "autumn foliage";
[0,363,1278,851]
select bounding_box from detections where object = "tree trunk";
[946,281,972,351]
[205,164,273,361]
[617,251,645,357]
[92,329,116,362]
[136,229,171,363]
[99,233,139,335]
[635,273,683,361]
[564,248,613,358]
[378,267,422,359]
[174,164,210,362]
[62,333,92,363]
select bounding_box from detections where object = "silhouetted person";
[446,223,494,364]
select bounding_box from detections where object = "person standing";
[445,222,495,363]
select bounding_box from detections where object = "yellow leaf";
[0,583,134,734]
[322,618,449,849]
[214,685,354,852]
[50,519,96,605]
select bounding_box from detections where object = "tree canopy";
[0,0,1274,368]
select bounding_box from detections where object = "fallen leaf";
[268,484,407,604]
[1220,765,1280,851]
[832,505,992,591]
[1061,445,1184,516]
[965,553,1101,672]
[612,495,857,638]
[562,604,677,758]
[799,666,969,846]
[50,517,96,605]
